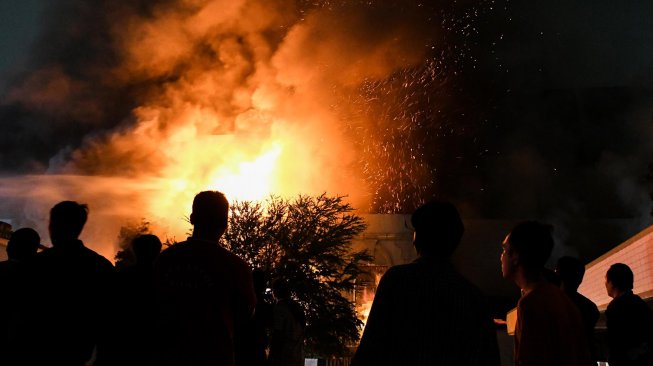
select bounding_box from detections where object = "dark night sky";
[1,0,652,262]
[0,0,43,90]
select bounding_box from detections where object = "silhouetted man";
[352,201,500,366]
[555,256,600,361]
[0,227,41,365]
[605,263,653,366]
[269,278,305,366]
[30,201,116,365]
[153,191,256,366]
[117,234,162,366]
[236,269,273,366]
[501,221,591,366]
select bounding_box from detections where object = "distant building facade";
[579,225,653,309]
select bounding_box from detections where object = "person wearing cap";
[352,201,499,366]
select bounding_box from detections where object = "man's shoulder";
[521,283,577,315]
[572,292,599,311]
[383,261,484,294]
[378,262,420,283]
[158,239,249,269]
[85,247,114,269]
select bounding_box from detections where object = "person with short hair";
[30,201,116,365]
[555,256,600,361]
[501,221,592,366]
[0,227,41,364]
[605,263,653,366]
[5,227,41,262]
[153,191,256,366]
[352,201,500,366]
[117,234,163,366]
[269,278,305,366]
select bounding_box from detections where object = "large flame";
[0,0,432,258]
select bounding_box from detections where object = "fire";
[146,138,284,232]
[206,142,282,202]
[0,0,434,257]
[356,269,385,332]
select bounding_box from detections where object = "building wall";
[578,225,653,309]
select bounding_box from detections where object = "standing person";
[153,191,256,366]
[30,201,116,365]
[352,201,499,366]
[604,263,653,366]
[500,221,592,366]
[0,227,41,365]
[116,234,162,366]
[235,269,273,366]
[555,256,600,361]
[269,279,305,366]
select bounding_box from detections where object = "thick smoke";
[1,0,486,257]
[2,0,652,263]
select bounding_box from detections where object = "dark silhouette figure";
[555,256,600,361]
[0,228,41,365]
[153,191,256,366]
[4,227,41,261]
[542,267,561,286]
[501,221,592,366]
[28,201,116,365]
[236,269,273,366]
[605,263,653,366]
[116,234,162,366]
[353,201,500,366]
[269,278,305,366]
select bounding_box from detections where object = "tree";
[221,194,371,358]
[114,219,152,269]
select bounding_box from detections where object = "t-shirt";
[514,282,592,366]
[153,238,256,366]
[29,240,116,365]
[352,258,500,366]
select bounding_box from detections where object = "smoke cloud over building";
[1,0,652,261]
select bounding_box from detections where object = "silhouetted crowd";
[0,192,304,366]
[1,192,652,366]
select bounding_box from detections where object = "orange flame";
[0,1,431,259]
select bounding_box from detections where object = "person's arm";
[474,306,501,366]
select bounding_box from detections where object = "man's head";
[272,278,291,301]
[411,201,464,258]
[49,201,88,245]
[605,263,633,298]
[501,221,554,280]
[7,227,40,261]
[190,191,229,239]
[132,234,162,265]
[556,256,585,292]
